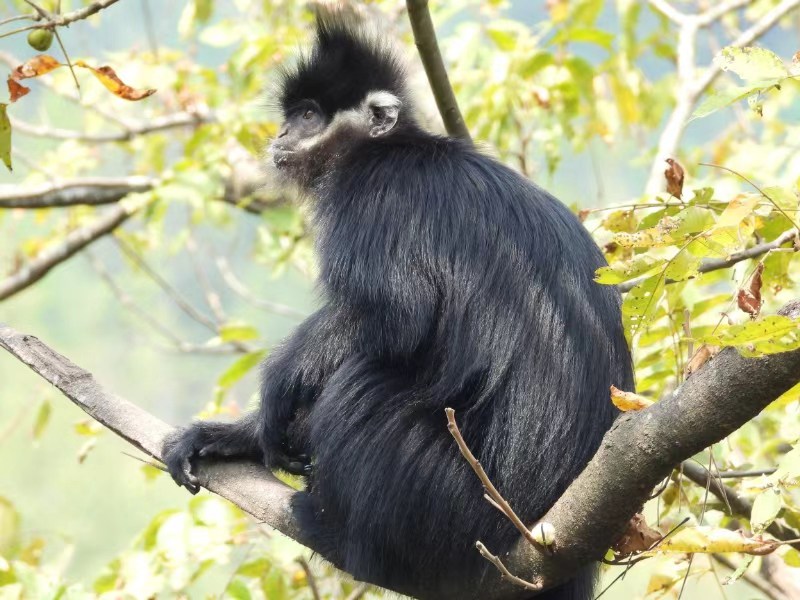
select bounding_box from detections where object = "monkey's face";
[270,100,327,171]
[270,91,402,188]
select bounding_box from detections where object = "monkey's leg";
[257,305,352,470]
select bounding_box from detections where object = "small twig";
[84,250,192,350]
[52,25,79,91]
[215,256,306,319]
[717,468,777,479]
[681,461,800,552]
[120,450,166,471]
[713,554,782,600]
[445,408,540,548]
[115,239,218,334]
[296,557,321,600]
[475,541,543,592]
[0,0,121,39]
[699,162,800,231]
[0,14,36,27]
[343,583,369,600]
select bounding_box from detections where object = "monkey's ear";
[367,92,401,137]
[369,104,399,137]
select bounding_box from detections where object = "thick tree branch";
[405,0,471,142]
[494,301,800,596]
[0,323,304,546]
[2,302,800,598]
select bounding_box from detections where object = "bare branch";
[713,554,785,600]
[696,0,751,28]
[681,461,800,551]
[648,0,687,25]
[405,0,471,142]
[0,176,154,208]
[0,203,137,301]
[0,0,122,39]
[617,228,798,293]
[10,110,215,143]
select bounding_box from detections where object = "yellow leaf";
[74,60,156,101]
[610,385,654,411]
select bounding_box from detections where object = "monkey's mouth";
[270,145,296,169]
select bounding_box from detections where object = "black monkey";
[164,17,634,600]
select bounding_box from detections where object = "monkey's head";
[270,17,411,188]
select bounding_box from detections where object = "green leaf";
[784,548,800,567]
[0,104,11,172]
[32,400,51,440]
[0,496,21,555]
[751,488,782,533]
[218,350,266,390]
[219,322,259,343]
[622,273,665,336]
[519,52,553,78]
[663,250,701,282]
[696,315,800,355]
[236,558,272,578]
[713,47,789,83]
[551,27,614,50]
[595,256,666,285]
[690,80,782,121]
[226,579,252,600]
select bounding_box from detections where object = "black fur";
[164,17,634,599]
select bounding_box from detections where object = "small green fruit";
[27,29,54,52]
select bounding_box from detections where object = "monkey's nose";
[278,126,290,138]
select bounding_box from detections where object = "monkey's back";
[297,130,633,595]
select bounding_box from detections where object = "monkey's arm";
[163,305,352,491]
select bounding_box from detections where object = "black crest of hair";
[278,16,408,117]
[164,15,634,600]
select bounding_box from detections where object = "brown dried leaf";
[74,60,156,101]
[664,158,685,199]
[613,514,661,556]
[610,385,654,411]
[11,54,61,80]
[685,344,720,377]
[578,208,590,222]
[737,262,765,318]
[7,77,29,103]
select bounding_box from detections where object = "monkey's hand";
[162,421,263,494]
[162,421,313,493]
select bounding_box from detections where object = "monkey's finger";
[181,457,199,486]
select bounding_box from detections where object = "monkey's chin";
[271,149,296,170]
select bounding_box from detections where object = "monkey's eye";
[303,110,315,120]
